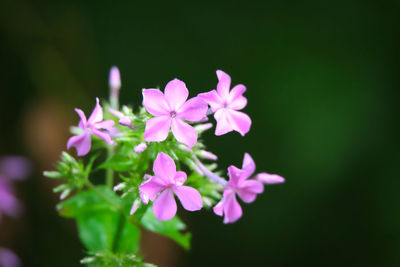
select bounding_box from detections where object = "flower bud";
[194,123,213,133]
[134,143,147,154]
[197,150,218,161]
[130,199,141,215]
[109,66,121,109]
[109,66,121,90]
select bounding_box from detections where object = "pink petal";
[177,97,208,122]
[228,96,247,111]
[226,109,251,136]
[142,89,170,116]
[144,116,171,142]
[242,153,255,179]
[139,176,167,204]
[237,180,264,203]
[223,190,242,224]
[153,152,176,184]
[228,84,246,100]
[91,129,116,145]
[228,84,247,110]
[67,132,92,156]
[88,98,103,124]
[174,185,203,211]
[214,109,234,136]
[254,173,285,184]
[213,200,224,216]
[164,79,188,111]
[153,189,177,221]
[171,119,198,147]
[216,70,231,99]
[94,120,115,131]
[227,165,245,188]
[173,171,187,186]
[75,108,87,129]
[197,90,223,112]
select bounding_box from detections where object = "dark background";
[1,0,399,266]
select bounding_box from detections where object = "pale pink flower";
[139,152,203,221]
[142,79,208,147]
[0,248,20,267]
[214,153,267,223]
[0,157,31,221]
[67,98,116,156]
[198,70,251,136]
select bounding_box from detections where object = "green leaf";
[57,187,140,253]
[140,208,191,250]
[77,212,140,253]
[98,154,135,172]
[57,186,120,217]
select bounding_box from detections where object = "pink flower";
[0,157,31,221]
[198,70,251,136]
[142,79,208,147]
[139,152,203,221]
[0,248,20,267]
[214,153,268,224]
[67,98,116,156]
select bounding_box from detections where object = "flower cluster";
[65,68,285,224]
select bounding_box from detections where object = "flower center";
[223,102,228,108]
[170,111,177,118]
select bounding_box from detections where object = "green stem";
[112,213,126,252]
[106,145,114,189]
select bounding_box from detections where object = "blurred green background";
[1,0,399,266]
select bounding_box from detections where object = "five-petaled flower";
[199,70,251,136]
[67,98,116,156]
[142,79,208,147]
[139,152,203,221]
[214,153,284,223]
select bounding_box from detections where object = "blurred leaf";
[140,208,191,250]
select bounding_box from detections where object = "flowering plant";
[44,67,285,266]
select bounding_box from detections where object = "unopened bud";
[109,66,121,90]
[134,143,147,154]
[113,182,126,191]
[254,173,285,184]
[109,66,121,109]
[195,123,213,133]
[197,150,218,161]
[60,189,71,200]
[130,199,141,215]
